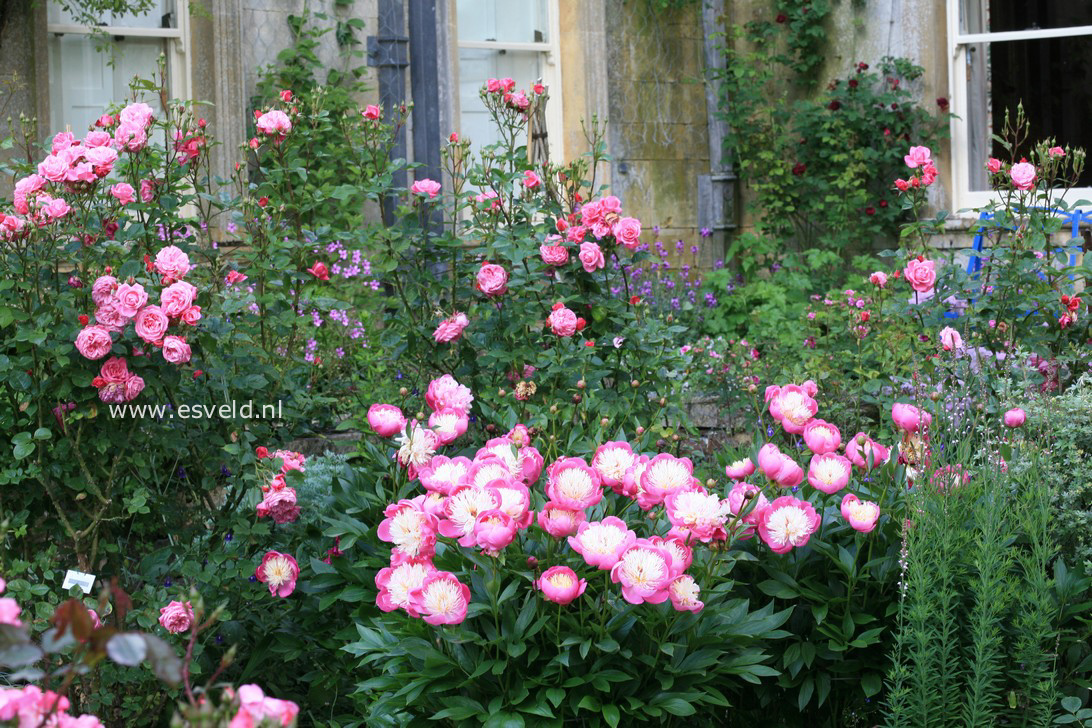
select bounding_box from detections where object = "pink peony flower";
[428,407,469,445]
[537,502,587,538]
[591,441,637,490]
[772,384,818,434]
[417,455,473,495]
[548,304,578,337]
[378,499,439,563]
[578,242,605,273]
[114,282,148,318]
[75,325,114,360]
[610,539,674,605]
[255,551,299,598]
[410,178,442,198]
[424,374,474,413]
[803,419,841,455]
[612,217,642,250]
[1003,408,1026,428]
[545,457,603,510]
[472,509,518,552]
[939,326,963,352]
[724,457,756,480]
[161,336,191,364]
[110,183,136,205]
[664,489,729,542]
[437,485,501,547]
[807,453,853,494]
[757,496,821,554]
[536,566,587,605]
[668,574,704,612]
[638,453,699,509]
[903,257,936,293]
[433,312,469,343]
[154,245,191,281]
[396,421,440,469]
[158,600,194,634]
[568,516,637,570]
[891,403,932,433]
[1010,162,1036,190]
[845,433,890,471]
[475,262,508,297]
[367,403,406,437]
[903,146,932,169]
[99,356,129,384]
[540,243,570,266]
[840,493,880,533]
[376,558,436,616]
[726,481,769,540]
[410,571,471,625]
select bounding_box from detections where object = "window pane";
[48,0,175,28]
[987,0,1092,33]
[456,0,549,43]
[49,35,166,134]
[458,48,541,149]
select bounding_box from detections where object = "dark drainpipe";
[368,0,409,225]
[699,0,737,265]
[407,0,443,232]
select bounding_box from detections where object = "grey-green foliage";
[294,450,350,522]
[883,456,1062,727]
[1024,375,1092,573]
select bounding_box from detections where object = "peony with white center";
[445,488,499,535]
[422,578,465,618]
[262,555,296,591]
[845,498,879,523]
[812,456,849,486]
[546,571,575,590]
[594,447,636,483]
[670,575,701,606]
[387,562,431,609]
[471,462,511,488]
[781,391,814,428]
[396,425,436,466]
[765,506,814,548]
[431,461,468,488]
[644,460,691,493]
[669,491,726,529]
[555,468,596,503]
[616,547,668,590]
[389,508,429,557]
[580,522,629,555]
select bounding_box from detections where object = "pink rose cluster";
[482,77,545,114]
[255,108,292,144]
[572,195,643,250]
[0,684,105,727]
[90,356,145,404]
[74,246,200,398]
[254,447,306,524]
[894,145,938,191]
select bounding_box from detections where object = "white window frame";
[46,0,192,115]
[946,0,1092,212]
[455,0,564,163]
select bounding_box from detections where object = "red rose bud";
[258,196,269,208]
[629,295,641,305]
[575,317,586,331]
[78,314,89,326]
[193,369,204,379]
[256,446,269,459]
[280,89,293,102]
[104,266,112,274]
[551,301,564,311]
[449,132,458,142]
[91,376,105,388]
[585,340,595,347]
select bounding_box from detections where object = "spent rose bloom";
[548,304,578,337]
[536,566,587,605]
[255,551,299,598]
[134,306,169,344]
[158,600,194,634]
[75,325,113,360]
[1010,161,1037,190]
[161,336,192,364]
[904,257,936,293]
[256,487,300,524]
[154,245,191,280]
[475,262,508,296]
[410,178,442,198]
[433,312,469,343]
[578,242,605,273]
[841,493,880,533]
[939,326,964,352]
[1003,407,1026,428]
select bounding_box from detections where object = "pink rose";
[987,157,1002,174]
[84,130,112,148]
[368,404,407,437]
[410,178,441,198]
[75,325,113,360]
[140,179,156,203]
[114,282,148,318]
[161,336,192,364]
[158,600,194,634]
[84,145,118,170]
[1048,146,1065,158]
[903,145,932,169]
[99,356,129,383]
[433,312,469,343]
[548,305,578,337]
[160,281,198,317]
[94,301,129,331]
[904,257,936,293]
[1010,162,1036,191]
[37,154,68,182]
[134,305,169,344]
[114,123,147,152]
[42,196,70,220]
[475,262,508,297]
[92,275,119,305]
[110,183,136,205]
[255,109,292,137]
[119,102,155,129]
[256,487,301,524]
[124,375,145,401]
[578,242,605,273]
[869,271,888,287]
[939,326,963,352]
[540,243,569,266]
[181,306,202,325]
[51,131,75,153]
[363,104,381,120]
[612,217,642,250]
[523,170,541,189]
[154,245,191,280]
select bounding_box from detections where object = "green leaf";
[657,697,696,717]
[861,672,882,698]
[1061,696,1081,713]
[603,704,621,727]
[545,688,564,708]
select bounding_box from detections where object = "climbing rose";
[475,262,508,296]
[158,600,194,634]
[75,325,113,360]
